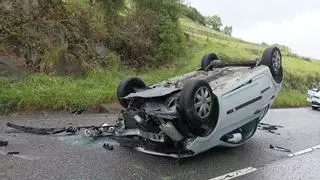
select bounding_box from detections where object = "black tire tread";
[262,47,283,83]
[201,53,219,69]
[116,76,146,108]
[179,79,218,136]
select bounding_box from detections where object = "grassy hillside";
[1,3,320,114]
[181,17,320,107]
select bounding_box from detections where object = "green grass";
[1,17,320,114]
[273,89,308,108]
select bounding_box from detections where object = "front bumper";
[111,128,195,158]
[311,97,320,107]
[312,101,320,107]
[135,147,193,158]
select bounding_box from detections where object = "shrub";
[104,0,186,67]
[181,5,206,25]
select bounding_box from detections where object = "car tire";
[312,106,318,110]
[262,47,283,83]
[179,80,218,137]
[116,76,146,108]
[201,53,219,69]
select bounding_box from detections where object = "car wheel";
[201,53,219,69]
[117,76,146,108]
[262,47,283,83]
[312,106,318,110]
[179,80,218,137]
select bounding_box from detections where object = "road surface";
[0,108,319,180]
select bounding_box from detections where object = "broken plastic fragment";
[258,123,283,135]
[103,143,114,150]
[270,145,291,153]
[7,151,19,155]
[0,140,8,147]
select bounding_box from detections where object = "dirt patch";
[0,55,25,77]
[0,0,109,76]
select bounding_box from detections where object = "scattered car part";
[258,122,283,135]
[270,145,291,153]
[159,121,184,141]
[7,122,115,135]
[0,140,8,147]
[71,108,86,115]
[7,122,66,135]
[7,151,20,155]
[103,143,114,151]
[7,46,283,158]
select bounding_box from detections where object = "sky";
[187,0,320,59]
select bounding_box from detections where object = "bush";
[0,0,110,75]
[181,5,206,25]
[107,9,158,67]
[1,0,187,74]
[104,0,186,67]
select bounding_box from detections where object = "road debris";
[103,143,114,151]
[258,122,283,135]
[6,122,113,135]
[7,151,20,155]
[71,108,86,115]
[0,140,8,147]
[270,144,291,153]
[7,122,67,135]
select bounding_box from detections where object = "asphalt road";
[0,108,319,180]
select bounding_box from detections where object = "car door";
[220,74,267,129]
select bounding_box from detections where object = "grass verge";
[1,19,320,114]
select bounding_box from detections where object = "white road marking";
[0,150,39,160]
[289,144,320,157]
[208,167,257,180]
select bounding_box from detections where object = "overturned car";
[7,47,283,158]
[109,46,283,157]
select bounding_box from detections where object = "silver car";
[111,46,283,158]
[307,83,320,110]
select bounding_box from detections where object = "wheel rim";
[272,50,281,73]
[194,86,212,119]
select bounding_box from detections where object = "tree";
[223,26,233,36]
[181,5,206,25]
[205,15,222,31]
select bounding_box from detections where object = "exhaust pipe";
[159,122,184,141]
